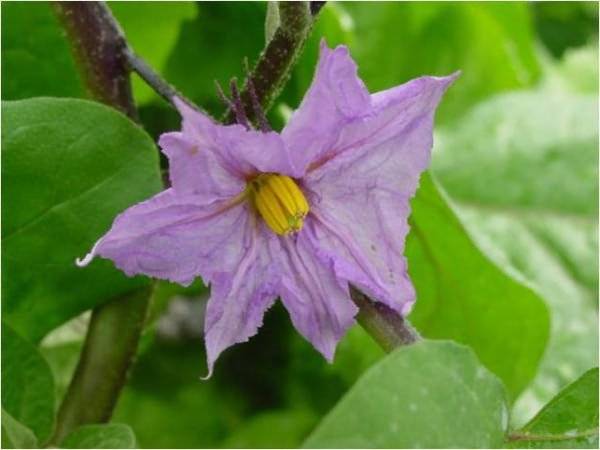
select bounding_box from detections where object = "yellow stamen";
[248,174,310,235]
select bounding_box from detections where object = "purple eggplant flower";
[77,42,457,375]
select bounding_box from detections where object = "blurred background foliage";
[2,1,598,448]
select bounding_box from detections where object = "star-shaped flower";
[78,42,456,375]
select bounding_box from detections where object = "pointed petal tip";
[75,255,91,267]
[199,367,213,381]
[319,37,328,51]
[75,239,102,267]
[445,70,462,84]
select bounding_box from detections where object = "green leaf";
[1,98,162,341]
[507,368,599,448]
[61,424,136,449]
[303,340,508,448]
[431,88,598,420]
[1,409,38,449]
[407,174,550,400]
[1,323,55,443]
[108,2,196,105]
[1,3,84,100]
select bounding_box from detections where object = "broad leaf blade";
[303,340,508,448]
[432,86,599,419]
[408,174,550,400]
[1,98,162,341]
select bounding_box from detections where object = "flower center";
[247,174,309,235]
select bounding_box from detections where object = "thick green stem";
[49,287,152,445]
[50,1,155,445]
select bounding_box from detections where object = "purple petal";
[326,74,460,165]
[282,41,371,173]
[159,99,244,201]
[203,232,281,377]
[160,98,300,200]
[216,124,302,178]
[77,188,254,286]
[302,74,457,315]
[159,131,244,203]
[278,228,358,360]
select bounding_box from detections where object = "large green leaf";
[303,340,508,448]
[109,2,196,105]
[432,87,598,421]
[1,323,55,444]
[1,409,38,449]
[1,3,84,100]
[2,98,162,341]
[407,174,549,400]
[61,424,136,449]
[507,368,599,448]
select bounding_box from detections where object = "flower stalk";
[351,287,420,352]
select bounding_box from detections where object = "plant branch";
[50,1,156,445]
[225,1,314,124]
[123,47,204,114]
[123,47,180,106]
[351,287,420,352]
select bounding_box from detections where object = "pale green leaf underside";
[433,86,599,421]
[303,340,508,448]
